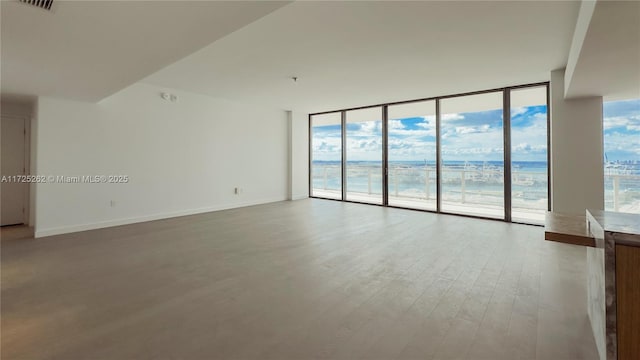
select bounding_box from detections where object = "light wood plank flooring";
[1,199,598,359]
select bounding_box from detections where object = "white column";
[288,110,309,200]
[550,68,604,215]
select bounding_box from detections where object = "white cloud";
[511,107,528,117]
[532,112,547,122]
[604,115,640,132]
[387,118,435,137]
[347,138,381,152]
[417,120,434,129]
[388,136,436,160]
[442,113,464,121]
[312,137,341,152]
[455,124,490,135]
[420,114,464,122]
[513,142,546,153]
[358,121,381,135]
[442,147,503,155]
[388,119,404,131]
[604,116,630,130]
[390,129,432,137]
[388,137,412,150]
[604,131,640,156]
[416,117,437,136]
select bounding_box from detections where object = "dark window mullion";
[382,106,389,206]
[436,98,442,213]
[341,111,347,201]
[308,114,312,197]
[503,89,512,222]
[546,84,551,212]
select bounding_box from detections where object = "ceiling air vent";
[18,0,54,11]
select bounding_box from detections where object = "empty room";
[1,1,639,359]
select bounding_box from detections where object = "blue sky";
[312,99,639,162]
[603,99,640,161]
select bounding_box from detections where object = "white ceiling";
[565,0,640,99]
[144,1,581,113]
[0,0,289,102]
[4,0,636,113]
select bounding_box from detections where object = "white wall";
[35,83,288,237]
[550,68,604,215]
[289,111,309,200]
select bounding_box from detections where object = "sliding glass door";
[602,99,640,214]
[510,86,548,224]
[440,92,504,218]
[310,112,342,200]
[309,83,549,224]
[387,101,437,210]
[345,107,383,204]
[603,99,640,214]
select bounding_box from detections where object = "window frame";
[308,82,551,225]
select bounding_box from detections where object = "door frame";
[1,114,30,226]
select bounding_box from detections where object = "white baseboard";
[34,196,286,238]
[290,194,309,201]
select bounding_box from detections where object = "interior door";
[1,116,26,226]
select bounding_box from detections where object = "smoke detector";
[18,0,54,11]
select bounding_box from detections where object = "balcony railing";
[311,164,640,215]
[605,174,640,212]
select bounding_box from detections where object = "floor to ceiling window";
[603,98,640,214]
[345,107,383,204]
[310,112,342,200]
[309,83,550,224]
[387,101,437,210]
[510,86,548,223]
[440,92,504,219]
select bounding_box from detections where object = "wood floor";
[1,199,598,359]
